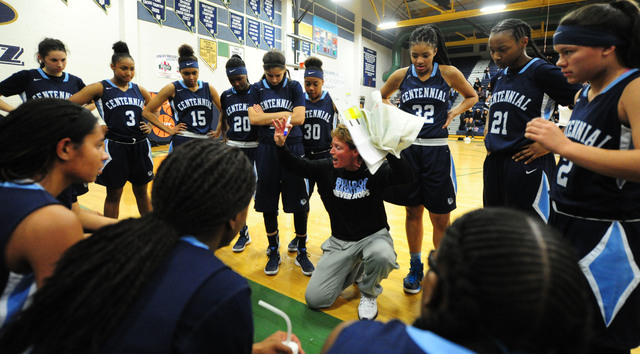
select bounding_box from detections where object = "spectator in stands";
[473,77,481,91]
[484,93,492,110]
[477,86,486,101]
[484,66,491,79]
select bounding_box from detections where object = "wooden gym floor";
[77,138,639,354]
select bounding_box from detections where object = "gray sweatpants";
[305,228,399,309]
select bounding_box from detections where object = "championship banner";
[229,13,245,44]
[199,37,217,71]
[146,92,175,145]
[93,0,111,14]
[175,0,196,32]
[141,0,166,24]
[263,23,275,49]
[199,2,218,38]
[247,19,260,47]
[263,0,274,22]
[248,0,260,17]
[363,47,376,87]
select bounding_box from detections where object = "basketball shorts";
[483,151,555,222]
[254,142,309,214]
[96,138,154,188]
[384,144,457,214]
[550,205,640,350]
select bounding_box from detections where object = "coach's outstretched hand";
[273,117,291,147]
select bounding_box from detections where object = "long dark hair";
[0,140,256,354]
[559,0,640,68]
[414,208,591,353]
[409,24,451,65]
[491,19,549,63]
[37,38,66,68]
[0,98,96,182]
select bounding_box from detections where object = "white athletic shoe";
[358,295,378,320]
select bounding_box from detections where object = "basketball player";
[221,54,258,252]
[142,44,222,151]
[483,19,581,222]
[0,38,115,231]
[247,49,313,276]
[0,99,107,327]
[525,1,640,351]
[380,25,478,294]
[70,41,154,219]
[302,56,338,200]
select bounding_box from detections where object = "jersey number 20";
[233,116,251,132]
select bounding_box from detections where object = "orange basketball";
[154,114,175,138]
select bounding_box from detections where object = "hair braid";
[409,25,451,65]
[414,208,590,353]
[0,140,256,354]
[491,19,550,62]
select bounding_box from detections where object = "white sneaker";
[358,295,378,320]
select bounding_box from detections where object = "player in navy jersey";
[221,54,258,253]
[526,1,640,351]
[302,57,338,200]
[0,99,107,327]
[380,25,478,294]
[70,41,155,219]
[142,44,222,151]
[0,38,115,231]
[484,19,581,223]
[247,49,313,276]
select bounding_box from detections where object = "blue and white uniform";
[0,68,85,102]
[169,80,217,149]
[303,91,337,199]
[96,80,153,188]
[549,69,640,350]
[0,68,89,205]
[221,86,258,163]
[0,182,59,327]
[247,77,308,213]
[327,320,474,354]
[483,58,581,221]
[384,63,457,214]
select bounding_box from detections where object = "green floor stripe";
[249,280,343,354]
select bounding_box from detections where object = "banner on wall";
[247,19,260,47]
[0,1,18,25]
[156,54,181,80]
[199,37,217,71]
[93,0,111,14]
[229,13,244,44]
[363,47,376,87]
[175,0,196,32]
[142,0,166,24]
[248,0,260,17]
[313,17,338,58]
[263,24,275,49]
[0,44,24,66]
[199,2,218,38]
[147,92,175,145]
[263,0,274,22]
[230,45,244,59]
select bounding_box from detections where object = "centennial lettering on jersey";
[225,102,248,116]
[564,119,613,148]
[305,109,333,123]
[177,97,213,110]
[333,177,370,200]
[490,90,532,111]
[32,91,72,100]
[400,87,447,104]
[104,96,144,110]
[261,98,293,111]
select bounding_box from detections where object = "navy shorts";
[483,151,555,222]
[550,205,640,350]
[254,142,309,214]
[96,138,154,188]
[384,144,457,214]
[304,148,331,199]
